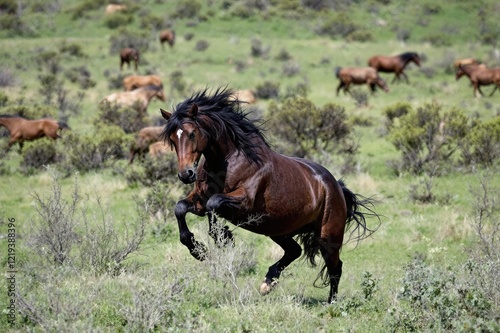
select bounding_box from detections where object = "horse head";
[161,105,206,184]
[410,53,421,67]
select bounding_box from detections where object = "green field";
[0,1,499,332]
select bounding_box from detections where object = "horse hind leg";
[260,235,302,296]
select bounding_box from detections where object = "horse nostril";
[187,169,195,178]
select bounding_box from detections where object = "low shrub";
[386,254,498,332]
[108,30,150,56]
[20,139,61,175]
[387,101,469,175]
[255,80,280,99]
[459,117,500,168]
[104,12,134,29]
[97,101,149,134]
[172,0,202,19]
[267,97,356,160]
[65,65,96,89]
[27,169,146,273]
[0,68,17,87]
[62,124,132,172]
[194,39,209,51]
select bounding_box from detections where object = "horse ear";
[160,109,171,120]
[188,104,198,118]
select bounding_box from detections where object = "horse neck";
[202,131,243,171]
[0,117,16,130]
[143,90,158,101]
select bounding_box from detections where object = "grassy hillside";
[1,1,499,332]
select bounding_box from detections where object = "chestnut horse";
[0,115,69,152]
[336,67,389,95]
[102,85,166,115]
[160,88,379,303]
[120,47,140,71]
[129,125,165,163]
[123,75,163,91]
[456,63,500,97]
[159,29,176,50]
[149,141,173,159]
[453,58,480,69]
[368,52,421,83]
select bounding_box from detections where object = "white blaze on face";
[176,128,183,140]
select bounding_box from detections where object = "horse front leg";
[175,199,208,261]
[402,72,410,84]
[259,236,302,296]
[489,84,499,97]
[336,82,344,96]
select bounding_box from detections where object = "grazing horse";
[120,47,139,71]
[0,115,69,152]
[159,29,176,50]
[123,75,163,91]
[149,141,173,159]
[160,88,379,303]
[229,89,257,104]
[336,67,389,95]
[368,52,421,83]
[456,63,500,97]
[102,85,166,115]
[129,125,165,163]
[453,58,480,69]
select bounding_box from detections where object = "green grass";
[0,0,499,332]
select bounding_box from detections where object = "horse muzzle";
[178,167,197,184]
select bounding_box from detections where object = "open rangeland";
[0,1,498,332]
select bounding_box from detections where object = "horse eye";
[188,132,196,140]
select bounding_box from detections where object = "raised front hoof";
[259,278,279,296]
[189,241,208,261]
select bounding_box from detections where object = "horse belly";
[241,175,324,236]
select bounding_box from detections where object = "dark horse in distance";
[368,52,421,83]
[160,88,379,303]
[120,47,140,71]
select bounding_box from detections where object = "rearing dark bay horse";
[368,52,421,83]
[160,88,379,303]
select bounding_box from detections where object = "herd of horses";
[1,45,498,303]
[337,52,500,98]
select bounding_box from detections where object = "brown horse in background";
[123,75,163,91]
[159,29,176,50]
[368,52,421,83]
[453,58,480,69]
[0,115,69,152]
[456,63,500,97]
[336,67,389,95]
[129,125,165,163]
[102,85,166,115]
[229,89,257,104]
[120,47,140,71]
[160,88,379,303]
[149,141,173,159]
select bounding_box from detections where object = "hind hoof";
[259,278,278,296]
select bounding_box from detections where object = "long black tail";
[339,179,380,245]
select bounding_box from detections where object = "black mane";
[399,52,419,62]
[0,114,27,119]
[162,87,269,164]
